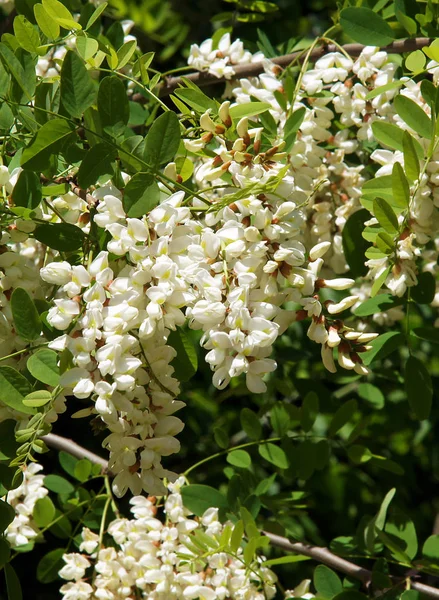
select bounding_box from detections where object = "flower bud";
[200,110,217,133]
[321,343,336,373]
[327,295,359,315]
[323,278,355,290]
[219,101,232,127]
[0,165,9,186]
[309,241,331,261]
[236,117,248,139]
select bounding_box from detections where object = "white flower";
[59,554,91,581]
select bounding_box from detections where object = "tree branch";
[42,433,110,472]
[265,532,439,600]
[132,37,431,100]
[41,433,439,598]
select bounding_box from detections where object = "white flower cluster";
[188,32,264,80]
[59,477,279,600]
[3,28,439,500]
[5,463,48,547]
[190,35,439,323]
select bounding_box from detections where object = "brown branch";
[41,434,439,598]
[265,532,439,600]
[131,37,431,101]
[69,182,96,207]
[42,433,110,472]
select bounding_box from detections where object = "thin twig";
[264,532,439,600]
[69,182,96,207]
[42,432,110,472]
[131,38,432,100]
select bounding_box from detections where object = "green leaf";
[122,172,160,218]
[21,118,75,171]
[259,443,288,469]
[328,399,358,437]
[43,474,75,495]
[376,231,394,254]
[33,496,56,528]
[22,390,52,407]
[13,15,40,53]
[313,565,343,599]
[410,271,436,304]
[394,94,432,139]
[283,106,306,151]
[230,520,244,553]
[371,121,404,151]
[77,143,116,189]
[376,528,412,564]
[366,80,404,101]
[11,170,42,210]
[358,383,384,409]
[405,355,432,420]
[362,175,394,201]
[361,332,404,365]
[240,408,262,440]
[181,484,228,516]
[76,36,98,61]
[0,421,19,461]
[60,50,96,118]
[0,538,11,569]
[49,510,72,539]
[365,488,396,553]
[420,79,439,113]
[85,2,107,29]
[300,391,319,432]
[347,445,372,464]
[97,75,129,128]
[227,449,252,469]
[402,131,420,181]
[213,426,229,449]
[401,592,421,600]
[173,87,217,113]
[405,49,425,72]
[370,266,391,298]
[168,327,198,382]
[263,555,311,567]
[396,10,417,35]
[27,349,59,387]
[33,222,85,251]
[373,197,398,234]
[271,401,291,437]
[11,288,41,342]
[342,209,371,278]
[34,4,59,40]
[423,534,439,562]
[0,499,15,533]
[229,101,271,120]
[385,508,418,560]
[116,40,137,69]
[392,162,410,209]
[354,293,402,317]
[36,548,65,583]
[144,111,181,170]
[74,459,92,482]
[58,451,79,478]
[41,0,81,30]
[340,7,395,45]
[0,42,32,101]
[5,564,22,600]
